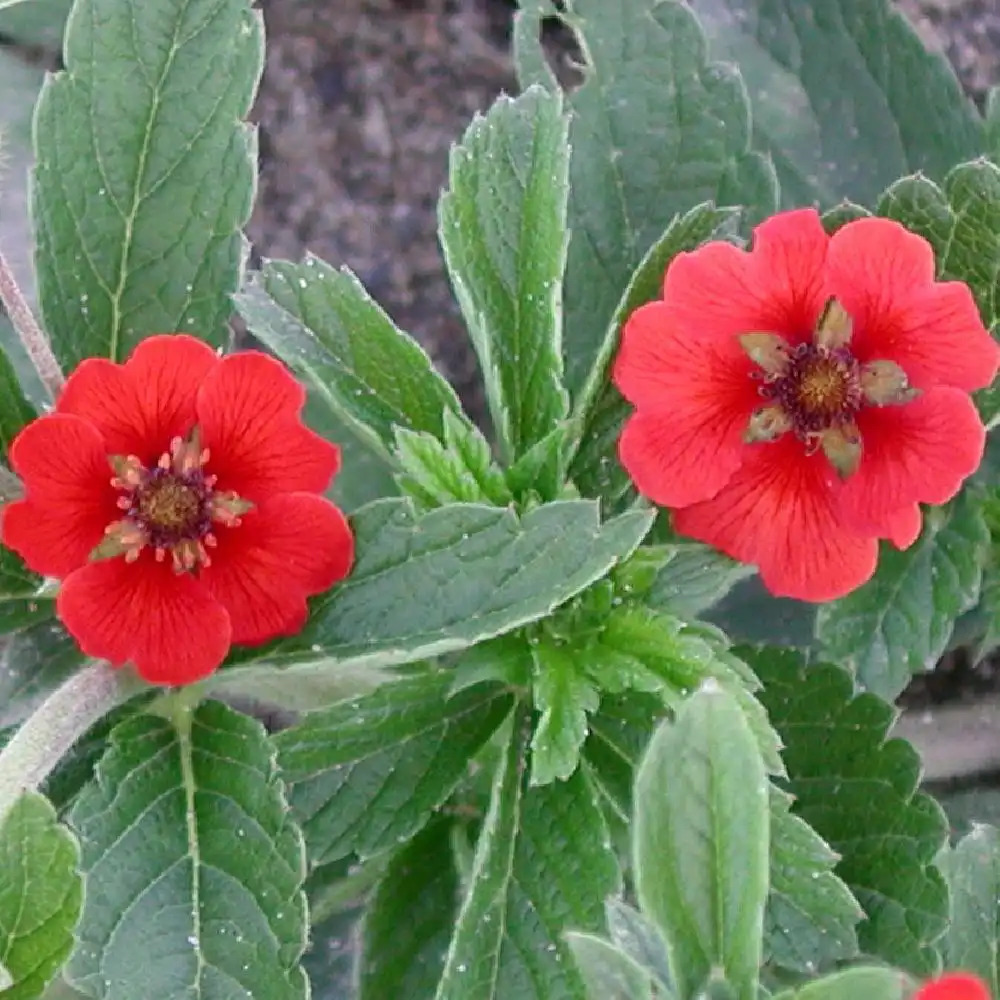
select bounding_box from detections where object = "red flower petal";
[662,208,828,344]
[883,503,923,550]
[613,302,760,507]
[915,975,991,1000]
[672,437,878,602]
[57,556,232,685]
[868,282,998,392]
[2,415,119,577]
[825,218,998,391]
[197,351,339,502]
[56,335,219,463]
[839,388,986,538]
[202,493,353,645]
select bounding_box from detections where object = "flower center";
[91,428,253,573]
[739,298,919,479]
[766,345,862,434]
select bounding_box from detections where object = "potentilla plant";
[1,0,1000,998]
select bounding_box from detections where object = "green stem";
[0,660,145,825]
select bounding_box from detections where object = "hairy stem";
[0,249,64,400]
[0,660,145,826]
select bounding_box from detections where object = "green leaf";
[437,710,620,1000]
[360,819,460,1000]
[937,824,1000,994]
[228,498,653,672]
[514,0,777,397]
[0,347,35,461]
[0,547,52,635]
[707,577,817,651]
[236,258,465,458]
[32,0,263,368]
[634,685,769,1000]
[782,967,910,1000]
[563,934,655,1000]
[604,900,674,994]
[394,410,511,510]
[747,648,949,974]
[766,787,862,973]
[276,672,512,866]
[439,86,570,461]
[0,622,83,729]
[530,638,601,786]
[0,0,70,48]
[566,203,742,510]
[696,0,984,209]
[816,494,989,700]
[644,543,756,619]
[875,163,1000,423]
[0,792,81,1000]
[66,701,309,1000]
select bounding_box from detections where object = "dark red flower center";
[739,298,919,479]
[91,428,252,572]
[763,344,862,434]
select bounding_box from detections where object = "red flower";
[915,975,991,1000]
[1,335,354,685]
[613,209,1000,601]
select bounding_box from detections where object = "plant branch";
[0,660,145,826]
[0,249,64,400]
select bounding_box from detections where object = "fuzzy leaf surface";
[816,495,989,700]
[228,498,653,672]
[439,86,570,460]
[0,792,81,1000]
[66,702,309,1000]
[748,648,949,974]
[32,0,262,368]
[276,672,512,865]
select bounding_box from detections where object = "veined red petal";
[197,352,339,502]
[56,335,218,463]
[613,302,760,507]
[864,282,998,392]
[2,414,119,576]
[202,493,353,645]
[662,208,828,345]
[672,437,878,602]
[884,503,923,550]
[840,388,986,538]
[57,556,232,685]
[914,975,991,1000]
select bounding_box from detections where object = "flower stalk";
[0,659,145,827]
[0,248,64,400]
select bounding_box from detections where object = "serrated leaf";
[564,933,655,1000]
[766,787,862,973]
[634,686,769,1000]
[0,792,81,1000]
[567,203,743,511]
[875,163,1000,423]
[747,648,949,974]
[514,0,777,398]
[436,710,620,1000]
[236,258,465,458]
[228,498,653,673]
[276,672,512,866]
[816,494,989,700]
[937,824,1000,993]
[695,0,984,209]
[439,86,570,462]
[604,899,674,994]
[32,0,263,368]
[394,410,511,510]
[530,638,600,786]
[66,702,308,1000]
[360,818,460,1000]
